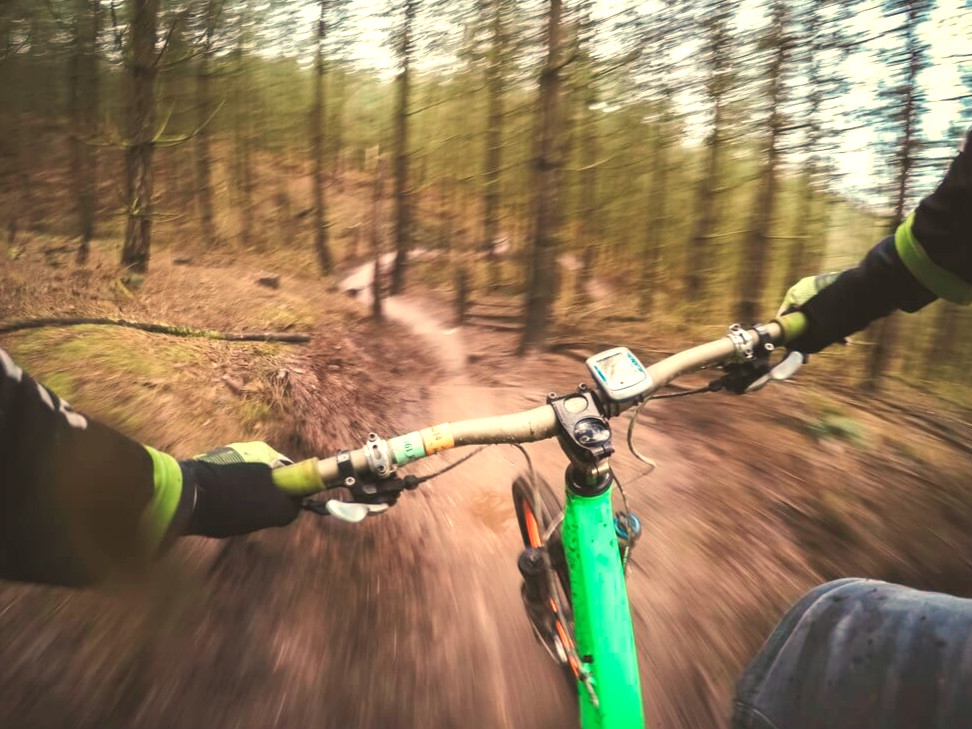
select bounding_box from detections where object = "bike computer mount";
[585,347,652,414]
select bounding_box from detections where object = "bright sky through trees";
[284,0,969,209]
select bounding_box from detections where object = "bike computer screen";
[586,347,652,403]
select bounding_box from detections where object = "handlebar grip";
[272,458,324,496]
[773,312,808,344]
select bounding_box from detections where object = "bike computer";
[586,347,653,405]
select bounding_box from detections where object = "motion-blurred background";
[0,1,969,727]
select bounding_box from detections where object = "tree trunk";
[482,0,505,288]
[786,0,823,289]
[72,0,100,264]
[785,169,813,287]
[641,123,667,313]
[235,48,254,248]
[371,158,386,322]
[923,303,960,379]
[12,73,40,234]
[329,68,345,193]
[390,0,416,295]
[239,140,254,247]
[577,72,598,304]
[736,1,787,323]
[312,0,333,274]
[519,0,563,353]
[684,7,730,304]
[195,36,216,247]
[865,1,921,391]
[685,123,720,302]
[120,0,158,274]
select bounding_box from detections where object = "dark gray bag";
[733,578,972,729]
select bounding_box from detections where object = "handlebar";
[272,313,807,497]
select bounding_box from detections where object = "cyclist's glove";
[777,235,936,354]
[775,270,845,354]
[179,442,301,538]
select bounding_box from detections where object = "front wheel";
[511,474,578,688]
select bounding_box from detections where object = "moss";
[254,303,316,332]
[4,327,210,439]
[37,371,77,402]
[238,399,272,429]
[806,407,868,447]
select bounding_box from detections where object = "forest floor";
[0,235,969,728]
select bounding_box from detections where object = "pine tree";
[70,0,100,264]
[520,0,564,353]
[120,0,160,273]
[390,0,417,294]
[312,0,334,274]
[865,0,931,390]
[736,0,792,323]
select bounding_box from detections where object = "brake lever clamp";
[303,473,421,519]
[719,322,779,394]
[727,323,757,361]
[715,322,804,395]
[347,473,420,506]
[716,360,772,395]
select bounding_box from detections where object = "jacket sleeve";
[793,128,971,353]
[0,347,192,586]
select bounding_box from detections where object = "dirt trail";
[340,259,577,727]
[333,260,825,728]
[335,258,754,727]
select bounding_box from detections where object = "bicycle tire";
[511,473,578,690]
[512,474,569,593]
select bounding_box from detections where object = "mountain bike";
[271,313,808,729]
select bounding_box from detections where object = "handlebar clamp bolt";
[344,476,356,487]
[368,432,379,442]
[376,465,386,474]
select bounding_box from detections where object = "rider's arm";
[787,128,971,353]
[0,347,299,587]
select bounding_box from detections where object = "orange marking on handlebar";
[420,424,455,454]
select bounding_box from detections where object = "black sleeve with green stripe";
[0,347,191,586]
[901,128,972,304]
[791,128,971,354]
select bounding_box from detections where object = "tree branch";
[109,0,127,54]
[154,99,225,147]
[154,9,190,68]
[0,318,311,342]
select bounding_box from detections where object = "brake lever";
[303,474,421,522]
[324,501,390,523]
[302,499,390,522]
[743,351,805,393]
[713,350,805,394]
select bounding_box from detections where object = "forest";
[0,2,971,728]
[1,0,969,391]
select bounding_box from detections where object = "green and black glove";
[178,442,302,539]
[775,270,846,354]
[775,234,939,355]
[776,271,843,319]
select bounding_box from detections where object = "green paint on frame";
[562,486,644,729]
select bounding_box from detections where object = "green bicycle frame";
[562,483,644,728]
